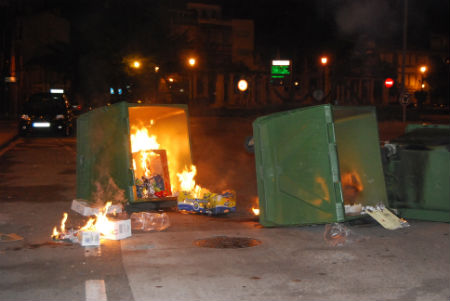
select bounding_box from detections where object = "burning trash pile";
[51,201,131,247]
[131,126,173,199]
[129,121,236,215]
[176,166,236,215]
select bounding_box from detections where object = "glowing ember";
[252,208,260,216]
[177,165,203,198]
[341,171,364,204]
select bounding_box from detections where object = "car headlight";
[55,114,65,120]
[20,114,30,120]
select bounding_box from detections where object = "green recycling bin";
[384,124,450,222]
[253,104,388,227]
[76,102,193,204]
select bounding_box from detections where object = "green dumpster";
[76,102,192,204]
[383,124,450,222]
[253,104,388,227]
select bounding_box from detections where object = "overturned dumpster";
[253,104,388,227]
[76,102,192,206]
[383,124,450,222]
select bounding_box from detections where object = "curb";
[0,134,19,153]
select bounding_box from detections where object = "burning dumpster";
[76,102,193,206]
[383,124,450,222]
[253,104,388,227]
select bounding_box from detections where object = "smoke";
[335,0,399,40]
[92,176,126,207]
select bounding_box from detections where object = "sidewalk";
[0,119,19,149]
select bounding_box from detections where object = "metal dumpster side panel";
[332,107,388,207]
[253,105,343,227]
[76,102,132,202]
[385,124,450,222]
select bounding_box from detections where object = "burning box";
[177,190,236,215]
[71,199,123,216]
[102,218,131,240]
[79,231,100,246]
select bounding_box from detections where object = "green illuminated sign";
[271,65,290,75]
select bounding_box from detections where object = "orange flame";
[252,208,260,216]
[177,165,203,198]
[60,212,68,233]
[80,202,115,237]
[130,126,159,153]
[51,212,68,239]
[130,125,161,182]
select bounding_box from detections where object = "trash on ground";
[0,233,24,243]
[52,201,131,245]
[344,203,363,216]
[362,204,410,230]
[323,223,351,247]
[79,230,100,246]
[71,199,123,216]
[177,190,236,215]
[175,165,236,215]
[130,212,170,231]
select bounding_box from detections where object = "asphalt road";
[0,137,134,301]
[0,117,449,301]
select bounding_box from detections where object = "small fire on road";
[51,201,127,244]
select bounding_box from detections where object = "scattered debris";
[79,231,100,246]
[130,212,170,231]
[0,233,23,243]
[324,223,350,247]
[344,203,363,215]
[177,190,236,215]
[52,201,131,246]
[71,199,122,216]
[362,204,410,230]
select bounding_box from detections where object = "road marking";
[85,280,107,301]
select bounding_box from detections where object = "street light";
[188,57,196,67]
[320,56,328,66]
[419,65,427,90]
[132,60,141,69]
[237,79,248,92]
[187,57,197,101]
[419,65,427,74]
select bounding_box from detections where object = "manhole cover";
[194,236,261,249]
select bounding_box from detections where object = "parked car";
[19,92,75,136]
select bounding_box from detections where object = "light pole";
[320,56,328,99]
[187,57,197,101]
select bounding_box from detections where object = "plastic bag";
[130,212,170,232]
[323,223,350,247]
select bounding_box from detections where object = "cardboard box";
[71,199,123,216]
[79,231,100,246]
[102,219,132,240]
[177,190,236,215]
